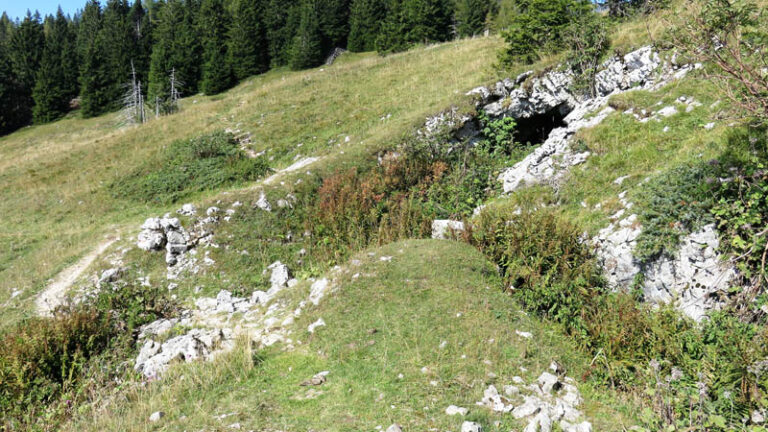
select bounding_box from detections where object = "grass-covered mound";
[111,130,270,204]
[72,240,639,431]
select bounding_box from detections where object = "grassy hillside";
[71,240,641,431]
[0,37,505,328]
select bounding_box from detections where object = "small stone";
[149,411,165,422]
[753,410,766,424]
[538,371,561,394]
[308,318,326,333]
[704,122,716,130]
[178,203,196,216]
[385,424,403,432]
[446,405,468,416]
[461,421,483,432]
[516,330,533,339]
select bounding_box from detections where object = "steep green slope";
[72,240,640,431]
[0,37,504,328]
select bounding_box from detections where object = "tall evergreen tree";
[0,40,27,134]
[228,0,269,80]
[402,0,453,44]
[317,0,350,51]
[347,0,385,52]
[289,0,324,70]
[265,0,300,67]
[455,0,494,37]
[148,0,202,111]
[8,11,45,126]
[79,0,114,117]
[61,14,80,99]
[32,9,73,123]
[99,0,134,110]
[375,0,407,53]
[128,0,153,86]
[0,12,12,46]
[199,0,233,94]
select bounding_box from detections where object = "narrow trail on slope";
[36,235,119,316]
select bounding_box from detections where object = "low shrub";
[468,205,768,430]
[634,162,718,264]
[0,281,175,429]
[710,128,768,296]
[112,130,271,204]
[468,209,606,346]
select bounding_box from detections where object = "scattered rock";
[98,267,122,285]
[446,405,469,416]
[255,191,272,212]
[178,203,197,216]
[431,220,465,240]
[461,421,483,432]
[477,384,513,413]
[657,105,678,117]
[149,411,165,422]
[135,328,230,378]
[516,330,533,339]
[385,424,403,432]
[642,224,736,321]
[309,278,329,305]
[268,261,291,289]
[308,318,326,333]
[300,371,329,386]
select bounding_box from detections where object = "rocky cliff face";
[459,46,734,321]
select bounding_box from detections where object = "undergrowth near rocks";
[0,281,175,430]
[466,204,768,431]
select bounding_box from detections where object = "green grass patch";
[71,240,640,432]
[111,130,271,205]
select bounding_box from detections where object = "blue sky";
[2,0,84,20]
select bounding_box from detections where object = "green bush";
[0,281,174,429]
[498,0,592,66]
[470,209,606,345]
[634,163,718,264]
[564,13,610,97]
[112,130,271,204]
[710,128,768,292]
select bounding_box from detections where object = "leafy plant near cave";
[669,0,768,126]
[111,130,271,205]
[710,128,768,298]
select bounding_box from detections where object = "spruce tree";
[289,0,324,70]
[0,12,12,46]
[8,11,45,127]
[402,0,453,44]
[0,41,27,134]
[79,0,114,117]
[347,0,385,52]
[265,0,300,67]
[456,0,493,37]
[99,0,134,110]
[199,0,233,94]
[32,9,72,123]
[61,13,79,100]
[128,0,153,86]
[228,0,269,80]
[375,0,407,53]
[148,0,202,111]
[317,0,350,51]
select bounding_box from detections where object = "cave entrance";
[514,104,570,146]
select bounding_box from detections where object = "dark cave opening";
[514,104,570,146]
